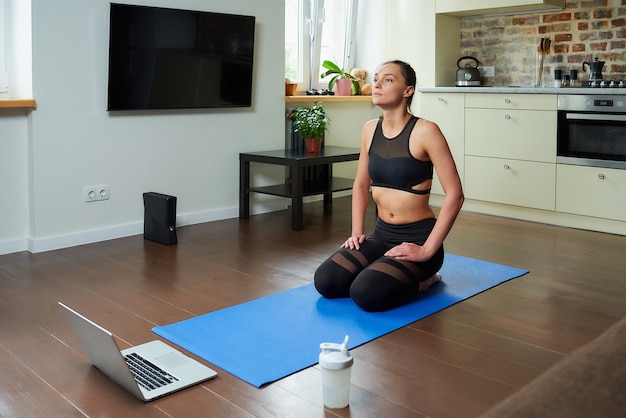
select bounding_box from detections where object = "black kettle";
[582,57,605,81]
[456,56,481,86]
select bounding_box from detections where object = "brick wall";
[460,0,626,86]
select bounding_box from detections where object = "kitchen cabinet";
[464,93,557,210]
[465,94,556,163]
[465,156,556,210]
[465,93,556,112]
[436,0,565,17]
[418,88,626,235]
[556,164,626,222]
[418,92,465,195]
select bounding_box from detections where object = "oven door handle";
[566,113,626,122]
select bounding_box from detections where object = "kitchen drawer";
[419,93,465,195]
[465,108,556,162]
[556,164,626,222]
[465,93,557,111]
[465,156,556,210]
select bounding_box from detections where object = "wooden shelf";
[248,177,354,198]
[0,99,37,109]
[285,94,372,103]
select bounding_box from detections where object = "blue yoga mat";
[152,254,527,387]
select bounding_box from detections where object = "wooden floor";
[1,196,625,417]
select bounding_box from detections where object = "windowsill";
[285,94,372,103]
[0,99,37,109]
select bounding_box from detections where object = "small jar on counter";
[554,69,562,88]
[569,70,579,87]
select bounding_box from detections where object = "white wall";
[0,0,7,98]
[384,0,437,114]
[354,0,438,114]
[0,0,439,255]
[0,0,286,253]
[0,109,30,254]
[8,0,32,98]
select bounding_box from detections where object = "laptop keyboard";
[124,352,179,391]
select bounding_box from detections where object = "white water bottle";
[319,336,353,409]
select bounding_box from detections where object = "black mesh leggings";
[314,218,444,312]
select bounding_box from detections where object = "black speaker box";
[143,192,177,245]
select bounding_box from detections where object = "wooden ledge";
[0,99,37,109]
[285,94,372,103]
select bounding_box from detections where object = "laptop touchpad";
[155,352,189,369]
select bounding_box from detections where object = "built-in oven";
[557,94,626,170]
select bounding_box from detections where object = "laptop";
[58,302,217,401]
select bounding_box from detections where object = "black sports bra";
[368,116,433,195]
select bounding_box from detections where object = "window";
[2,0,32,99]
[285,0,358,90]
[0,0,8,94]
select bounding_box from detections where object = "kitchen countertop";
[418,86,626,95]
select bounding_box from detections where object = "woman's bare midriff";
[372,186,436,224]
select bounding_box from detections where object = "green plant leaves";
[287,104,329,139]
[322,60,342,73]
[320,60,359,94]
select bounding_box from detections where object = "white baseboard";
[1,198,289,255]
[27,221,144,254]
[0,238,29,255]
[0,194,355,256]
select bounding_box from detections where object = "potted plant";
[320,60,360,96]
[287,104,329,153]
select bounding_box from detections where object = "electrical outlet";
[84,185,110,202]
[479,66,495,77]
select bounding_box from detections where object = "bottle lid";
[319,350,353,370]
[319,335,352,370]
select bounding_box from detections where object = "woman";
[314,60,464,312]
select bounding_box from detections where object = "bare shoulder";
[415,117,444,137]
[363,118,379,133]
[409,117,451,161]
[413,117,447,149]
[360,118,379,142]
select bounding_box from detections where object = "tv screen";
[107,4,255,110]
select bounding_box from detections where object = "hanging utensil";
[543,38,552,53]
[537,37,551,87]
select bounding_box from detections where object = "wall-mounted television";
[107,4,255,111]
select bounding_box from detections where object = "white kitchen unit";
[419,92,465,195]
[464,94,557,210]
[418,87,626,236]
[436,0,565,16]
[465,156,556,211]
[465,94,556,163]
[556,164,626,222]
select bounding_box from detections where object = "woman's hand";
[384,242,431,262]
[341,234,366,250]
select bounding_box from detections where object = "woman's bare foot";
[419,273,442,292]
